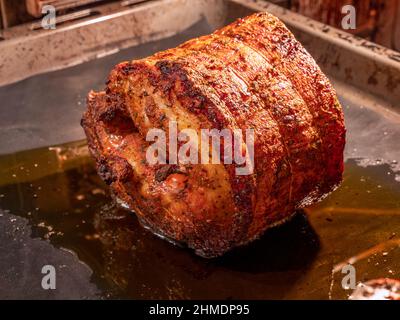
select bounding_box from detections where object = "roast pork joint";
[81,12,346,258]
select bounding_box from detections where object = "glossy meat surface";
[81,12,346,257]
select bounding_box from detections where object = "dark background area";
[1,0,399,50]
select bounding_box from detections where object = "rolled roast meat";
[81,12,346,257]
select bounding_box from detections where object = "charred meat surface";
[81,12,346,258]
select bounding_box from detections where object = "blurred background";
[0,0,399,50]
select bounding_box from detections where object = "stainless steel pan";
[0,0,399,299]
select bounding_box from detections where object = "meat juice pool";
[0,141,399,299]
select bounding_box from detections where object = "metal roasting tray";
[0,0,399,299]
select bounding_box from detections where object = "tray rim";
[0,0,399,107]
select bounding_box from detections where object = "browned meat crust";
[81,12,346,258]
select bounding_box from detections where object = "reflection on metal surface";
[319,207,400,216]
[333,239,400,274]
[350,278,400,300]
[0,140,90,186]
[121,0,151,7]
[26,0,107,17]
[48,140,90,168]
[29,8,99,30]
